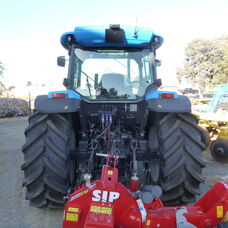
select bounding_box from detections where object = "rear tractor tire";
[21,112,76,208]
[147,113,206,205]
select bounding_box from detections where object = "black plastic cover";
[105,28,125,43]
[147,95,191,113]
[35,95,81,113]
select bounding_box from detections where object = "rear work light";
[160,93,174,98]
[52,93,68,98]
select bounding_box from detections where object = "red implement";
[63,156,228,228]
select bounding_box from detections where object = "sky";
[0,0,227,95]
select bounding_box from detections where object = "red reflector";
[52,93,68,98]
[160,93,174,98]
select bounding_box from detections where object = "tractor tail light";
[160,93,174,98]
[52,93,68,98]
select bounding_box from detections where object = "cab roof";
[60,25,163,50]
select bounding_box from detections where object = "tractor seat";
[101,73,131,96]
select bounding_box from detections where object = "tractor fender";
[146,95,191,113]
[35,91,81,113]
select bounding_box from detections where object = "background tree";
[0,61,5,85]
[177,36,228,93]
[212,45,228,85]
[0,61,4,77]
[0,61,5,96]
[0,85,16,97]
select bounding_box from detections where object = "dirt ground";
[0,117,227,228]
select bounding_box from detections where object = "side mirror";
[155,59,161,67]
[57,56,66,67]
[155,78,162,87]
[63,78,69,87]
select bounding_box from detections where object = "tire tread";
[22,112,74,208]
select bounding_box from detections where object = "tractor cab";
[58,25,163,100]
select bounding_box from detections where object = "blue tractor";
[22,25,205,208]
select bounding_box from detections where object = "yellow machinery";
[195,112,228,163]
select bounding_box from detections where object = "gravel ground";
[0,117,227,228]
[0,117,62,228]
